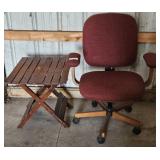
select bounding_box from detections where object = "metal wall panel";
[138,12,156,32]
[36,12,58,30]
[61,12,83,31]
[4,41,15,76]
[7,12,33,30]
[4,13,9,29]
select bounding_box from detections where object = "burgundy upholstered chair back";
[83,13,138,67]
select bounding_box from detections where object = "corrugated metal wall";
[4,12,156,87]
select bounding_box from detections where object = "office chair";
[67,13,156,144]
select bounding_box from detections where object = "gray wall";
[4,12,156,87]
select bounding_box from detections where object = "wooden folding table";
[5,55,73,128]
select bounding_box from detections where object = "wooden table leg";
[18,86,47,128]
[18,85,54,128]
[53,89,73,109]
[20,85,68,125]
[24,86,46,109]
[18,85,70,128]
[42,104,69,127]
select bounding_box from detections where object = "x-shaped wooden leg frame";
[18,84,71,128]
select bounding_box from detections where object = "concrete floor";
[4,98,156,147]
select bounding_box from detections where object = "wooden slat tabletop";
[6,57,27,83]
[51,56,67,85]
[12,57,34,84]
[20,57,41,84]
[6,55,70,86]
[43,56,60,85]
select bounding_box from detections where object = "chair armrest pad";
[143,52,156,68]
[66,53,81,67]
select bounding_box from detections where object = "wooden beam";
[138,32,156,43]
[4,30,156,43]
[4,30,82,42]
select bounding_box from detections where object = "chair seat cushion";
[80,71,145,101]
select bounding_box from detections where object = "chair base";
[73,102,142,144]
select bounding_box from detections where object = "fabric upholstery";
[83,13,138,67]
[66,53,81,67]
[80,71,145,101]
[143,52,156,68]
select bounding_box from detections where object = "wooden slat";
[28,58,47,84]
[4,30,82,41]
[43,56,60,85]
[55,93,67,120]
[55,95,63,116]
[60,67,70,84]
[5,57,27,83]
[38,57,53,84]
[59,56,70,84]
[59,98,67,120]
[20,57,41,84]
[12,57,33,84]
[51,56,67,85]
[4,30,156,43]
[29,58,51,84]
[30,57,52,84]
[138,32,156,43]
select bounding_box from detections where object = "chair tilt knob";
[143,52,156,68]
[66,53,81,67]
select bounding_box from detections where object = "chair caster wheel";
[73,117,80,124]
[92,101,98,107]
[97,135,105,144]
[124,106,132,113]
[132,127,141,135]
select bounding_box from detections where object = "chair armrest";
[66,53,81,86]
[66,53,81,67]
[143,52,156,88]
[143,52,156,68]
